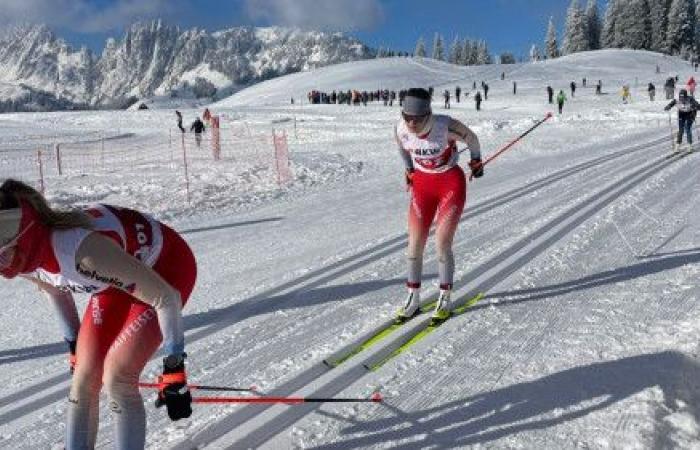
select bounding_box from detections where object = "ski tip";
[249,385,259,393]
[546,112,553,118]
[370,392,384,403]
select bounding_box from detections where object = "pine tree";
[563,0,590,54]
[432,33,445,60]
[530,44,542,61]
[602,0,623,48]
[415,36,426,57]
[616,0,652,49]
[476,40,492,64]
[448,36,462,64]
[460,38,472,65]
[666,0,696,56]
[586,0,601,50]
[545,16,559,58]
[650,0,672,52]
[467,40,479,65]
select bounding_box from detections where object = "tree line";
[540,0,700,61]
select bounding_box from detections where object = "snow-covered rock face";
[0,22,373,111]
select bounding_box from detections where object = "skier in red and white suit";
[0,179,197,449]
[394,88,483,321]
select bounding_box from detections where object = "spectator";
[190,117,206,148]
[557,90,567,114]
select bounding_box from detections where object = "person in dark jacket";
[570,81,576,97]
[648,83,656,101]
[547,86,554,104]
[664,89,700,147]
[474,91,482,111]
[190,117,206,147]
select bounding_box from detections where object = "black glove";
[66,339,77,374]
[405,168,415,186]
[469,158,484,178]
[156,353,192,421]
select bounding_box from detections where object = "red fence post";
[211,116,221,161]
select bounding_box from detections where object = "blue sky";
[2,0,608,58]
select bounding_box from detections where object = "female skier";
[394,88,483,322]
[0,179,197,449]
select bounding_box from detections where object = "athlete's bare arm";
[448,118,482,160]
[75,232,185,354]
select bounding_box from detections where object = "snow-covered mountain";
[0,22,373,111]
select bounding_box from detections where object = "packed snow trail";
[166,133,681,448]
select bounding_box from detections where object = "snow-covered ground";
[2,49,700,449]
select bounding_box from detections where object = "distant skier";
[547,85,554,104]
[175,110,185,133]
[443,89,450,109]
[687,76,696,97]
[664,89,700,148]
[202,108,212,125]
[664,77,675,100]
[596,80,602,95]
[557,90,567,114]
[513,81,517,95]
[0,179,197,449]
[583,77,587,87]
[394,88,483,322]
[648,83,656,101]
[570,81,576,98]
[190,117,206,147]
[474,91,483,111]
[483,83,489,100]
[621,85,632,104]
[455,86,461,103]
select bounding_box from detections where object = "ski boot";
[396,288,420,323]
[431,289,452,325]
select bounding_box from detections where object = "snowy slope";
[2,49,700,449]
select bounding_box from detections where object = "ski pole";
[191,392,383,404]
[138,382,259,393]
[481,112,553,167]
[463,112,553,180]
[668,111,676,152]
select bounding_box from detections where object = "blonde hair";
[0,179,92,230]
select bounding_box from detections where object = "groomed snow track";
[160,134,681,449]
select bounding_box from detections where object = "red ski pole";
[469,112,553,179]
[192,392,383,404]
[139,382,259,393]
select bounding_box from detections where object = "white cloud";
[0,0,184,33]
[244,0,384,31]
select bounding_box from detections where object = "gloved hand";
[469,158,484,178]
[66,339,77,374]
[155,353,192,421]
[405,168,415,186]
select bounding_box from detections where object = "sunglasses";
[0,221,34,270]
[402,112,428,123]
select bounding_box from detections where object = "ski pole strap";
[158,373,187,386]
[138,382,258,392]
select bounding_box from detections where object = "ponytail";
[0,179,92,230]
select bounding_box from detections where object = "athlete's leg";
[407,174,440,287]
[102,296,161,450]
[67,292,131,450]
[435,168,467,289]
